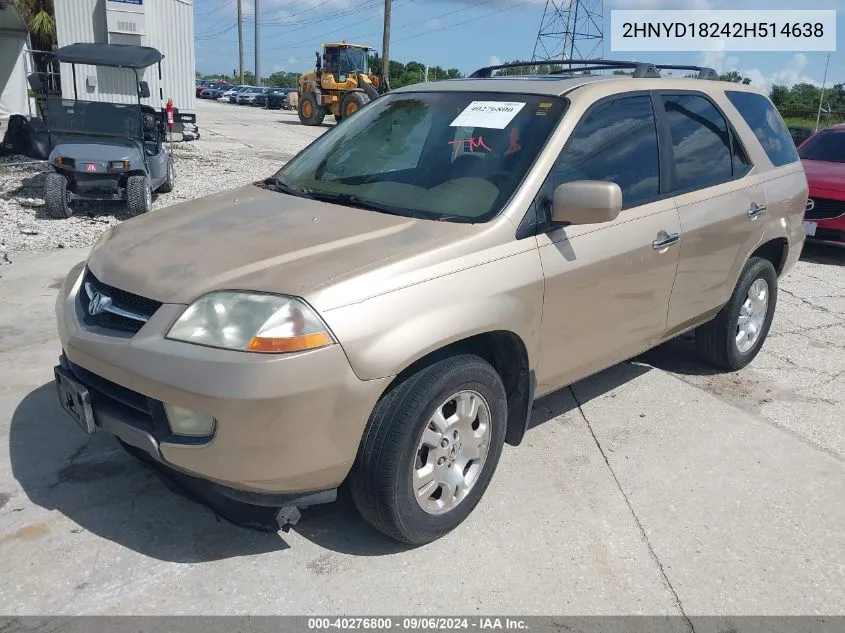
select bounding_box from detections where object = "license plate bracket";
[803,221,817,237]
[54,366,96,435]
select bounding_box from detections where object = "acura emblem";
[88,291,112,316]
[806,198,815,212]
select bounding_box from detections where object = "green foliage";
[13,0,56,50]
[719,70,752,85]
[368,56,462,88]
[771,82,845,124]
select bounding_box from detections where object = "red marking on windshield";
[448,136,493,159]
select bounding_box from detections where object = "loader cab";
[323,43,371,82]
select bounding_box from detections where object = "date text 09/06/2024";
[307,617,529,630]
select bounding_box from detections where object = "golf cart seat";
[140,105,162,156]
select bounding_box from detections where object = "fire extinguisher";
[165,98,175,129]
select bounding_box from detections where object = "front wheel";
[126,175,152,214]
[695,256,778,370]
[44,172,72,218]
[297,93,325,126]
[349,354,507,545]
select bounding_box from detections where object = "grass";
[783,116,845,129]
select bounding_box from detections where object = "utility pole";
[815,53,831,133]
[237,0,244,84]
[255,0,261,86]
[381,0,391,92]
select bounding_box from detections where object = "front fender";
[320,250,544,381]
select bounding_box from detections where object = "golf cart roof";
[52,43,164,69]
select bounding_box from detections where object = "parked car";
[798,123,845,246]
[235,87,262,105]
[221,85,249,101]
[265,88,295,110]
[252,88,277,108]
[52,60,807,546]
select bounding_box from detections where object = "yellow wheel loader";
[297,42,385,126]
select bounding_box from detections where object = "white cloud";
[288,56,297,64]
[697,50,822,92]
[426,18,441,29]
[487,55,502,67]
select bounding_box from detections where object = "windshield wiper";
[304,191,416,218]
[264,179,314,199]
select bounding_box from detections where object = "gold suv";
[54,60,808,544]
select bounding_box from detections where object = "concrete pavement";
[0,246,843,616]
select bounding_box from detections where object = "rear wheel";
[349,354,507,545]
[340,91,370,120]
[695,256,778,370]
[157,156,175,193]
[298,93,325,126]
[44,172,71,218]
[126,175,152,214]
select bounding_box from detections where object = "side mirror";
[138,81,151,99]
[551,180,622,226]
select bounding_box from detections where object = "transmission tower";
[531,0,604,62]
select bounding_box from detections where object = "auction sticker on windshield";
[450,101,526,129]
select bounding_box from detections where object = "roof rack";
[469,59,719,81]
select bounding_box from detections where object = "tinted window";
[797,129,845,163]
[733,134,752,177]
[551,95,660,208]
[663,94,733,191]
[726,91,799,167]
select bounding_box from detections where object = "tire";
[157,156,175,193]
[44,172,71,218]
[340,90,370,120]
[349,354,507,545]
[297,93,324,126]
[126,175,152,214]
[695,256,778,371]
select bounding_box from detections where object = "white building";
[54,0,197,134]
[0,0,33,120]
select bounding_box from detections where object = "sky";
[194,0,844,92]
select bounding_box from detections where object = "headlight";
[166,291,335,353]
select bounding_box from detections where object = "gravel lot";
[0,100,329,255]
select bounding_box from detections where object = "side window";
[550,95,660,208]
[661,94,734,191]
[733,133,752,177]
[725,90,799,167]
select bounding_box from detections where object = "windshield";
[798,129,845,163]
[272,91,568,222]
[44,98,143,139]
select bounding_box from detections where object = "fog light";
[164,404,215,437]
[108,160,129,170]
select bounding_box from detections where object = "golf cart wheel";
[44,172,72,218]
[695,256,778,371]
[340,91,370,120]
[157,156,175,194]
[127,175,152,214]
[349,354,507,545]
[298,93,324,126]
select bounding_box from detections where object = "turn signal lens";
[247,331,333,353]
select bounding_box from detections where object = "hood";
[87,183,465,307]
[801,159,845,194]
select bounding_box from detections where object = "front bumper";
[55,263,390,500]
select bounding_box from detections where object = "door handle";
[653,233,680,250]
[747,202,767,219]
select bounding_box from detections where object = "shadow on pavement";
[9,382,405,562]
[800,241,844,266]
[636,332,724,377]
[9,359,679,560]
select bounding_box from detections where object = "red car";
[798,123,845,246]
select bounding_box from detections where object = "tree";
[14,0,56,52]
[719,70,751,85]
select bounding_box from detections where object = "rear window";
[725,91,799,167]
[797,129,845,163]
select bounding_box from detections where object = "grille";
[78,268,162,334]
[806,197,845,221]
